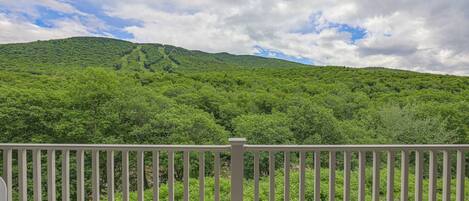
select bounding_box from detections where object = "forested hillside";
[0,37,306,71]
[0,37,468,145]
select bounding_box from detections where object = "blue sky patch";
[293,12,367,43]
[66,1,138,40]
[255,46,314,65]
[331,23,367,43]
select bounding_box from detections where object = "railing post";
[230,138,246,201]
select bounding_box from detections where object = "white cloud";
[0,0,110,44]
[99,0,469,75]
[0,0,468,75]
[0,0,84,18]
[0,13,96,43]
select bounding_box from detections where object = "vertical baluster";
[314,151,321,201]
[122,151,129,201]
[415,151,423,201]
[18,149,27,201]
[214,152,220,201]
[107,150,115,201]
[77,150,85,201]
[428,151,436,201]
[329,151,336,201]
[183,151,190,201]
[168,151,174,201]
[47,150,56,201]
[284,151,290,201]
[358,151,365,201]
[401,150,409,201]
[137,151,144,201]
[386,151,394,201]
[456,150,465,201]
[33,149,42,201]
[152,151,159,201]
[269,151,275,201]
[343,151,351,201]
[62,150,70,201]
[254,151,260,201]
[299,151,305,201]
[92,150,100,201]
[2,149,12,201]
[372,151,380,201]
[442,151,451,201]
[199,151,205,201]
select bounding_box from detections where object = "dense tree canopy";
[0,66,467,145]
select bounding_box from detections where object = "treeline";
[1,66,467,145]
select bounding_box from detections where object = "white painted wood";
[386,151,394,201]
[415,151,423,201]
[358,151,365,201]
[77,150,85,201]
[168,151,175,201]
[2,143,469,151]
[0,176,7,201]
[107,151,115,201]
[254,151,260,201]
[245,144,469,151]
[0,143,230,151]
[122,150,129,201]
[269,151,275,201]
[329,151,336,201]
[33,149,42,201]
[372,151,380,201]
[284,151,290,201]
[2,140,468,201]
[428,151,436,201]
[442,151,451,201]
[343,151,351,201]
[183,151,190,201]
[2,149,12,201]
[137,151,144,201]
[18,149,27,201]
[62,150,70,201]
[214,152,220,201]
[92,150,99,201]
[152,151,159,201]
[299,152,306,201]
[456,150,465,201]
[199,151,205,201]
[47,150,56,201]
[400,151,409,201]
[314,151,320,201]
[229,138,245,201]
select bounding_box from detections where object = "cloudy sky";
[0,0,468,75]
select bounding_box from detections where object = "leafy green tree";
[286,99,345,144]
[232,113,294,144]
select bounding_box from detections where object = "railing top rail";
[245,144,469,151]
[1,143,469,152]
[0,143,230,151]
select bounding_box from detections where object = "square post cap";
[229,138,247,145]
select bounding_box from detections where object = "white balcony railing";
[1,138,468,201]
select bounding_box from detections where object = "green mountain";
[0,37,308,71]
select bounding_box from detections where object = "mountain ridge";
[0,36,310,72]
[0,36,466,77]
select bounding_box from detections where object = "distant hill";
[0,37,308,72]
